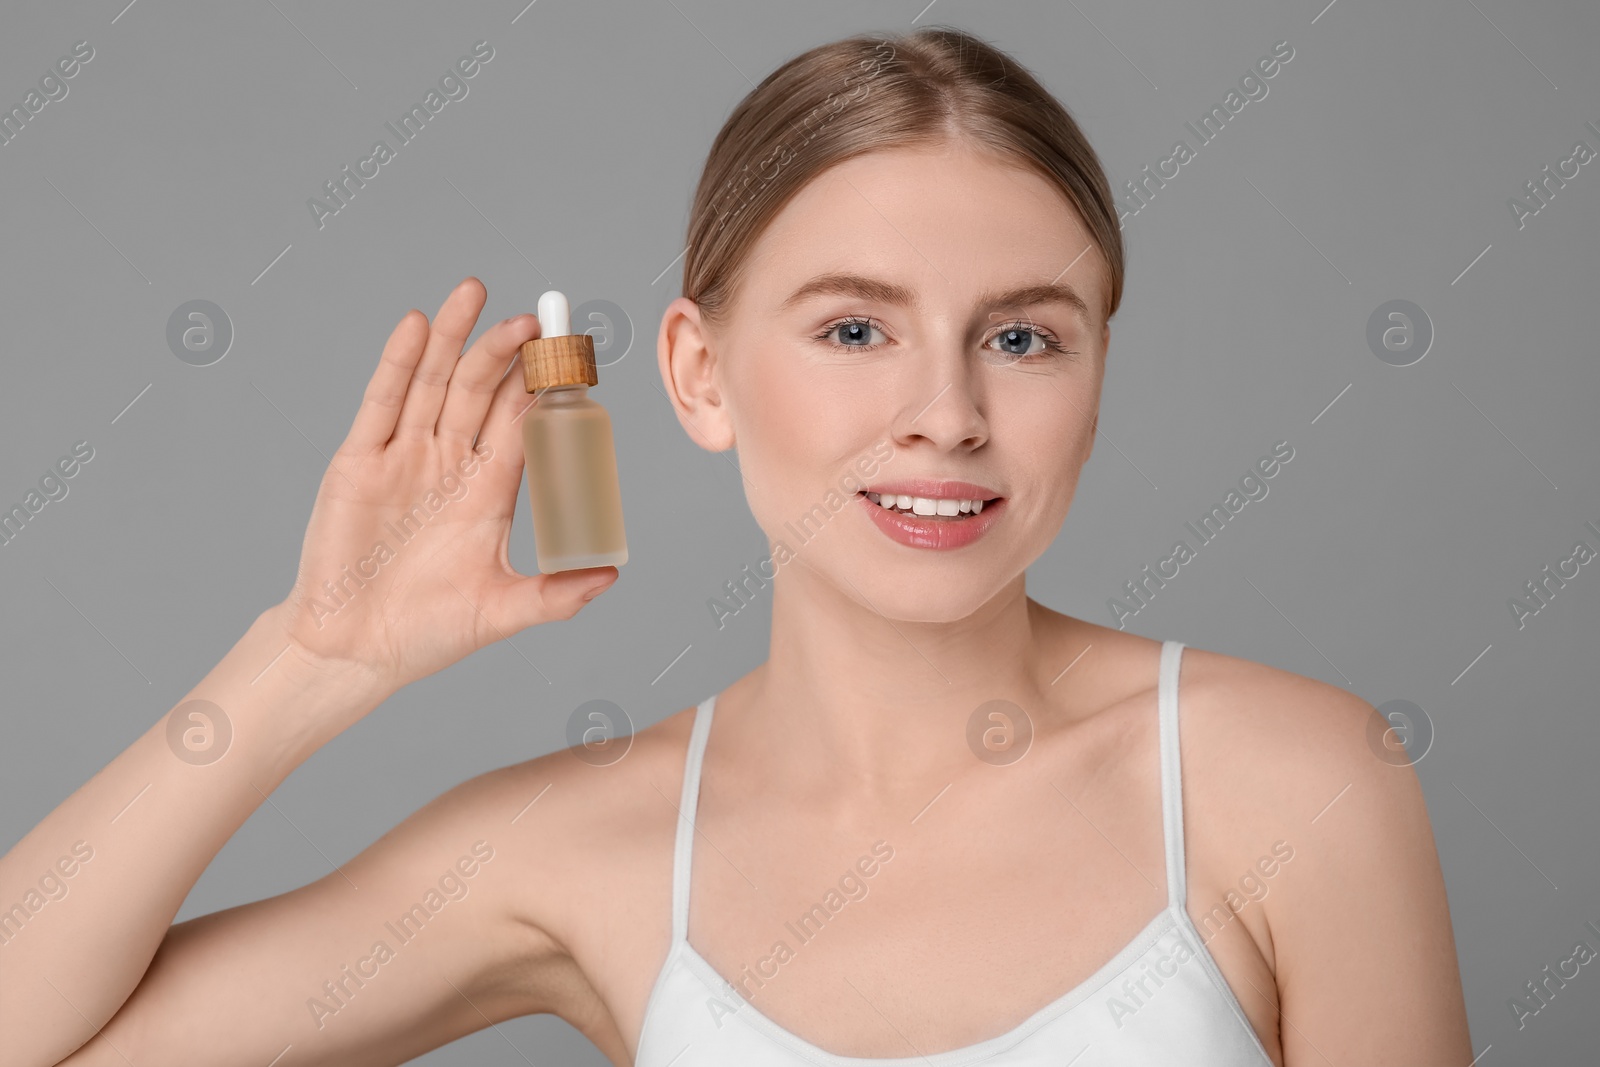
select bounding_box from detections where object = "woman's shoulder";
[486,697,707,859]
[1174,641,1397,795]
[361,698,711,1043]
[435,697,708,940]
[1062,617,1426,875]
[1170,642,1460,1043]
[1051,614,1384,773]
[1166,640,1438,925]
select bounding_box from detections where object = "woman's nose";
[892,365,987,451]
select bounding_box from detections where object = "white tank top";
[635,640,1276,1066]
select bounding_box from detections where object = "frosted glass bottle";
[518,292,628,574]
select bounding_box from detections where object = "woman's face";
[665,140,1112,623]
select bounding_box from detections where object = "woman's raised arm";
[1,278,620,1067]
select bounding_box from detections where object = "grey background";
[2,0,1596,1063]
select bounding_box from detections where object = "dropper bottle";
[518,291,629,574]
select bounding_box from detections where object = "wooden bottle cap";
[520,332,598,391]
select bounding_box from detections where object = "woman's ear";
[658,296,736,452]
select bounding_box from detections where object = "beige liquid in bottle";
[519,291,628,574]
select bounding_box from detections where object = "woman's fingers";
[342,308,429,455]
[478,566,620,635]
[344,278,536,460]
[436,313,540,447]
[393,277,487,440]
[476,343,544,470]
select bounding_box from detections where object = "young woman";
[4,26,1471,1067]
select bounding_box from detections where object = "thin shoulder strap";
[1157,640,1188,910]
[671,692,717,943]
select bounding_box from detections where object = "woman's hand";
[272,276,618,696]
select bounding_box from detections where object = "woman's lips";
[856,491,1007,550]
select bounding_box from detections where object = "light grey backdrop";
[3,0,1597,1063]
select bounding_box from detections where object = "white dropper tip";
[537,290,570,338]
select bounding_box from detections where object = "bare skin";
[2,141,1471,1067]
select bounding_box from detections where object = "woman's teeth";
[864,491,987,516]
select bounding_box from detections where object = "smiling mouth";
[857,489,1002,520]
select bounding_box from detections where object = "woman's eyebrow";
[779,272,916,311]
[978,282,1091,325]
[779,272,1091,325]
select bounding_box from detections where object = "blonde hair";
[682,26,1125,329]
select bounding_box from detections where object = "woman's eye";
[986,326,1054,359]
[822,318,888,348]
[815,317,1071,361]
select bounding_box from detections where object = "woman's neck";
[722,563,1081,810]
